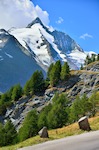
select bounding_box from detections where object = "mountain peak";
[26,17,44,28]
[0,29,9,35]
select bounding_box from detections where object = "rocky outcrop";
[67,71,99,99]
[85,61,99,72]
[38,127,49,138]
[78,116,91,131]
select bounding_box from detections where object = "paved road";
[18,130,99,150]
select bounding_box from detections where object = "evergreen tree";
[50,60,61,86]
[24,80,31,96]
[0,100,6,115]
[55,60,61,80]
[61,62,70,80]
[69,94,91,122]
[38,104,52,130]
[7,86,14,100]
[91,54,96,62]
[69,96,82,122]
[50,66,58,86]
[0,123,5,146]
[18,110,38,142]
[4,120,18,145]
[80,64,83,70]
[47,63,54,81]
[1,93,10,103]
[47,94,69,129]
[85,55,92,65]
[80,94,91,115]
[97,54,99,61]
[11,84,23,101]
[29,70,45,94]
[89,92,99,116]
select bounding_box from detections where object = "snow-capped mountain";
[0,17,88,92]
[10,17,87,70]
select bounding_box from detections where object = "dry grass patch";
[49,123,83,140]
[89,116,99,130]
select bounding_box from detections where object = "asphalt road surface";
[18,130,99,150]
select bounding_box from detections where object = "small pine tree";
[89,92,99,116]
[47,94,69,129]
[4,120,18,145]
[97,54,99,61]
[24,80,31,96]
[55,60,61,80]
[91,54,96,62]
[11,84,23,101]
[47,63,54,81]
[80,64,83,70]
[18,110,38,142]
[38,104,52,130]
[50,60,61,86]
[85,55,92,65]
[0,123,5,146]
[29,70,45,94]
[61,62,70,80]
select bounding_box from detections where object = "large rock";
[38,127,49,138]
[78,116,91,131]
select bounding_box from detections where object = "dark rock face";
[0,32,45,92]
[38,127,49,138]
[51,30,83,54]
[78,116,91,131]
[67,71,99,100]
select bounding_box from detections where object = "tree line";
[81,53,99,69]
[0,60,70,116]
[85,53,99,65]
[19,92,99,142]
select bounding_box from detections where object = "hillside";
[0,61,98,130]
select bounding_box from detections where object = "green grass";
[0,116,99,150]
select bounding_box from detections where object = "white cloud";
[0,0,49,30]
[80,33,93,40]
[56,17,64,24]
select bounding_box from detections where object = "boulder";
[78,116,91,131]
[38,127,49,138]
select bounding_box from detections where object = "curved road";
[18,130,99,150]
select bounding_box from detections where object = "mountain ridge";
[0,17,95,92]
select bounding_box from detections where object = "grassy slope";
[1,116,99,150]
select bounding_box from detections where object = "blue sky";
[0,0,98,53]
[33,0,99,53]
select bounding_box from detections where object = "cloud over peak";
[80,33,93,40]
[56,17,64,24]
[0,0,49,30]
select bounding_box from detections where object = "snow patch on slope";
[10,23,57,66]
[0,40,2,43]
[5,52,13,58]
[0,56,3,61]
[67,49,86,68]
